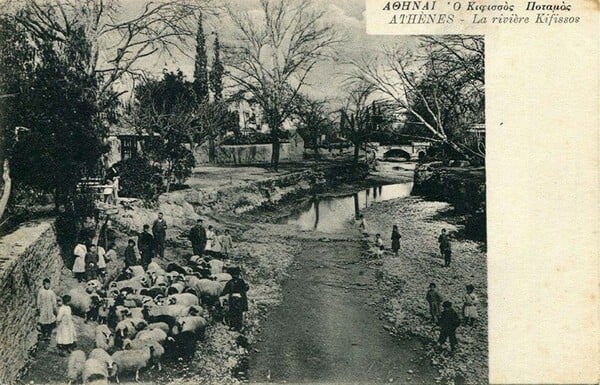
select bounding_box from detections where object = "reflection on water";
[284,183,413,232]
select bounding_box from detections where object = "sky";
[116,0,417,107]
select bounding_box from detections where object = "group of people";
[40,210,250,358]
[370,221,479,353]
[36,278,76,356]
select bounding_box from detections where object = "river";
[248,182,436,384]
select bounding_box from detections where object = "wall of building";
[194,135,304,165]
[0,221,63,384]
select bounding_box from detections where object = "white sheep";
[82,358,109,384]
[86,279,102,292]
[185,276,224,298]
[111,346,155,383]
[135,328,168,345]
[174,316,207,335]
[67,288,101,321]
[211,273,232,283]
[89,348,117,379]
[95,325,114,351]
[167,293,199,306]
[67,350,86,385]
[110,276,147,291]
[128,307,145,320]
[208,259,225,275]
[167,282,185,295]
[146,262,165,275]
[126,265,146,278]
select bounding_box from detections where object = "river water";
[248,181,436,384]
[283,183,413,233]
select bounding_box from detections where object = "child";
[374,233,384,256]
[72,242,87,282]
[463,284,479,326]
[438,229,452,267]
[85,244,99,281]
[205,225,216,255]
[426,283,443,323]
[36,278,57,341]
[220,229,233,257]
[55,295,77,356]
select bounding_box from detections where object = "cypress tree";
[209,33,224,101]
[193,13,209,103]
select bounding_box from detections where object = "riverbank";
[361,197,487,385]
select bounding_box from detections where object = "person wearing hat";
[138,224,154,269]
[189,218,207,256]
[222,267,249,332]
[437,300,461,352]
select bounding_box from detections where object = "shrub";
[172,147,196,184]
[116,156,164,202]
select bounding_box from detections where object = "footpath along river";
[248,182,437,384]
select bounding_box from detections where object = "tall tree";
[7,25,109,209]
[209,33,224,101]
[131,70,198,192]
[193,12,209,103]
[225,0,341,170]
[294,95,334,155]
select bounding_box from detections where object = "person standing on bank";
[72,241,87,282]
[37,278,57,341]
[124,239,140,268]
[220,229,233,258]
[463,284,479,326]
[391,225,401,257]
[222,267,250,332]
[438,229,452,267]
[152,212,167,259]
[138,224,154,268]
[426,282,443,323]
[56,295,77,356]
[438,301,460,352]
[189,218,207,256]
[98,217,116,251]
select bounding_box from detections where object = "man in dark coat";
[188,218,207,256]
[124,239,139,268]
[152,212,167,258]
[138,224,154,268]
[438,301,461,351]
[222,267,250,332]
[98,218,116,250]
[85,244,99,281]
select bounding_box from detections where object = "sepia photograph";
[0,1,487,384]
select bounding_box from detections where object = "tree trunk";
[271,134,280,171]
[208,137,216,164]
[353,144,360,163]
[0,159,12,223]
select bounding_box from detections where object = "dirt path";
[248,237,436,384]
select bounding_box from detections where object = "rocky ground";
[361,197,487,385]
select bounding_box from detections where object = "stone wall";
[0,220,63,384]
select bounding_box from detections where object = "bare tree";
[224,0,342,170]
[7,0,215,98]
[351,35,484,160]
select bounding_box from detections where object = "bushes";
[116,157,164,202]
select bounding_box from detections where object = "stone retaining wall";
[0,220,63,384]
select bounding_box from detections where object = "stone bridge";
[372,142,432,160]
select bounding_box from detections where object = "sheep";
[134,328,168,345]
[166,282,185,295]
[95,325,114,351]
[128,307,145,320]
[139,286,165,299]
[211,273,232,283]
[165,262,187,275]
[124,294,152,308]
[208,259,225,275]
[114,318,146,347]
[151,272,168,287]
[111,346,155,383]
[67,288,101,321]
[146,262,165,275]
[126,265,146,278]
[82,358,109,384]
[109,276,147,292]
[174,316,207,336]
[146,322,170,334]
[167,316,207,359]
[184,276,224,306]
[167,293,199,307]
[86,279,102,292]
[89,348,117,379]
[165,271,181,284]
[67,350,86,385]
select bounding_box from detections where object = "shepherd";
[222,267,250,332]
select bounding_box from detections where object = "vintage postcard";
[0,0,597,384]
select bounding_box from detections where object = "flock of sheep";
[66,256,236,384]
